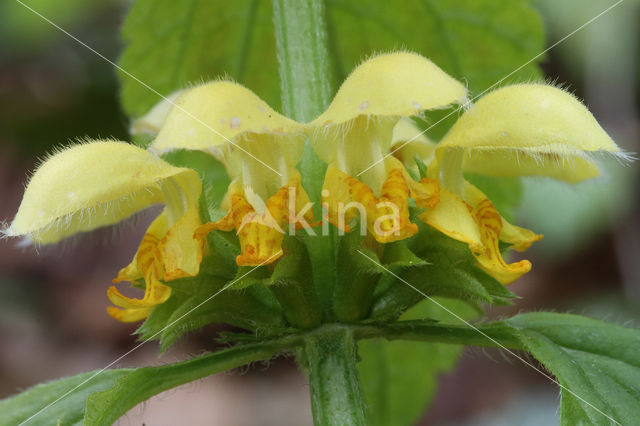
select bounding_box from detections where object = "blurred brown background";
[1,1,639,425]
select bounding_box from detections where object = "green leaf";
[371,224,515,319]
[204,229,243,275]
[229,265,272,290]
[381,241,428,270]
[158,280,285,350]
[333,229,383,322]
[361,312,640,425]
[119,0,280,117]
[2,336,292,425]
[409,224,516,303]
[268,236,322,328]
[0,369,130,426]
[374,240,428,299]
[326,0,543,94]
[135,252,285,350]
[83,340,296,425]
[507,313,640,425]
[402,264,492,303]
[358,298,476,426]
[362,312,640,425]
[135,286,192,342]
[119,0,543,118]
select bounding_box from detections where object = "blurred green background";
[0,0,638,424]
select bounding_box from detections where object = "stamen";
[198,174,316,266]
[322,160,438,244]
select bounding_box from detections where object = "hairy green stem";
[302,327,368,425]
[224,320,524,351]
[272,2,363,423]
[354,320,523,349]
[272,0,337,320]
[272,0,333,121]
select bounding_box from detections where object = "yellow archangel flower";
[150,81,314,266]
[309,52,467,243]
[3,142,206,322]
[394,83,627,284]
[308,51,626,285]
[4,52,627,326]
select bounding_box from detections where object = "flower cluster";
[4,52,625,322]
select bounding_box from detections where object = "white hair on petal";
[5,181,168,247]
[447,144,634,174]
[0,220,12,241]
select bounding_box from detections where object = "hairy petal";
[322,158,437,244]
[130,89,186,136]
[5,141,201,243]
[311,52,468,128]
[309,52,467,188]
[108,213,173,322]
[435,84,627,183]
[151,81,303,154]
[150,81,306,204]
[419,183,541,285]
[197,172,315,266]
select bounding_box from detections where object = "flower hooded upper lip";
[396,82,626,283]
[5,142,201,245]
[147,81,314,266]
[430,83,628,187]
[308,52,468,244]
[308,51,469,192]
[304,51,626,285]
[4,141,206,321]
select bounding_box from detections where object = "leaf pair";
[358,312,640,426]
[5,313,638,425]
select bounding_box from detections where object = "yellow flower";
[130,89,187,136]
[3,142,206,321]
[5,54,626,327]
[307,52,626,285]
[398,84,626,284]
[390,118,437,176]
[308,52,467,242]
[149,81,314,266]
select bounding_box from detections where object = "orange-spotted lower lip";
[108,207,206,322]
[236,247,285,266]
[321,163,439,243]
[198,175,318,267]
[418,185,539,285]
